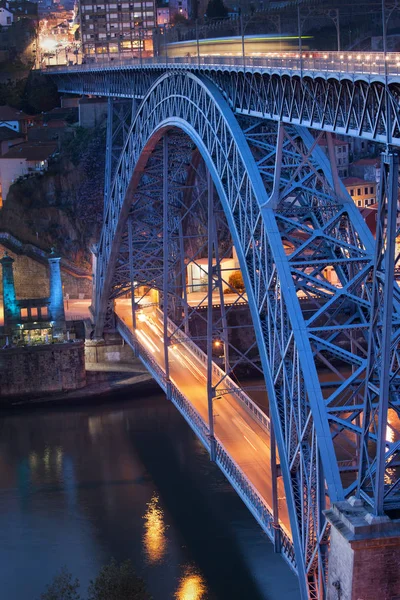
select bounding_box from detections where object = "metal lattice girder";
[111,131,260,381]
[49,62,400,146]
[92,71,400,599]
[357,151,400,515]
[104,99,137,219]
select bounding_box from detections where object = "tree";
[229,271,245,293]
[40,567,81,600]
[87,559,152,600]
[23,73,60,113]
[205,0,227,20]
[171,12,188,25]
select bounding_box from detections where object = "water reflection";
[175,566,207,600]
[143,494,167,564]
[0,396,300,600]
[43,447,50,471]
[56,447,63,470]
[29,451,38,469]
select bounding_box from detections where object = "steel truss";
[112,129,264,389]
[49,64,400,146]
[92,71,400,600]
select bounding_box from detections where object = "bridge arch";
[94,69,368,599]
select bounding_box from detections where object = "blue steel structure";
[47,53,400,600]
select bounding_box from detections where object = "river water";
[0,390,299,600]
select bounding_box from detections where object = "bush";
[40,560,151,600]
[228,271,245,293]
[40,568,80,600]
[88,559,151,600]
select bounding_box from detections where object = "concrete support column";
[48,251,66,335]
[162,134,171,399]
[0,252,19,334]
[325,498,400,600]
[206,169,216,462]
[90,244,98,318]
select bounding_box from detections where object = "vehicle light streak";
[243,435,257,451]
[136,329,159,354]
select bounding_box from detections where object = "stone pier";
[0,253,19,333]
[325,498,400,600]
[48,251,66,334]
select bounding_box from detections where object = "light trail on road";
[115,300,291,538]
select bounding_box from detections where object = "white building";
[0,6,13,26]
[0,142,56,205]
[0,106,32,134]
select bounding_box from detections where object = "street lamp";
[138,27,143,66]
[163,24,168,64]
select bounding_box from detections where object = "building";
[0,127,24,156]
[78,97,108,127]
[0,106,34,135]
[343,177,377,208]
[0,142,57,205]
[169,0,188,20]
[79,0,156,56]
[156,0,187,24]
[318,137,350,178]
[0,6,13,26]
[156,5,169,24]
[350,157,380,183]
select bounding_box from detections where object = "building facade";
[318,137,350,178]
[79,0,156,55]
[0,142,56,205]
[0,7,13,26]
[343,177,377,208]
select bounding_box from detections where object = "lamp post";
[162,24,168,65]
[139,27,143,66]
[195,18,200,66]
[297,2,341,55]
[240,9,245,68]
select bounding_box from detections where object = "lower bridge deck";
[114,301,295,569]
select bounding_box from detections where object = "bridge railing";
[116,315,167,388]
[155,308,270,434]
[115,313,295,569]
[44,51,400,78]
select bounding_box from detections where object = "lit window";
[31,307,38,318]
[41,306,48,318]
[21,308,28,319]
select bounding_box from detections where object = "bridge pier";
[325,498,400,600]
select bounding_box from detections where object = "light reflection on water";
[175,566,207,600]
[0,394,299,600]
[143,494,168,565]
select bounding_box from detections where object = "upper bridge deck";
[45,51,400,82]
[45,51,400,144]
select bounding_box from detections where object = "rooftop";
[0,105,30,122]
[318,138,349,147]
[1,142,57,160]
[352,157,380,166]
[0,126,23,142]
[342,177,376,186]
[79,97,108,105]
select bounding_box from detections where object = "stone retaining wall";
[0,341,86,398]
[0,244,92,299]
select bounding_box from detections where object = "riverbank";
[0,358,158,410]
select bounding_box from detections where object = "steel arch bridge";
[48,60,400,600]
